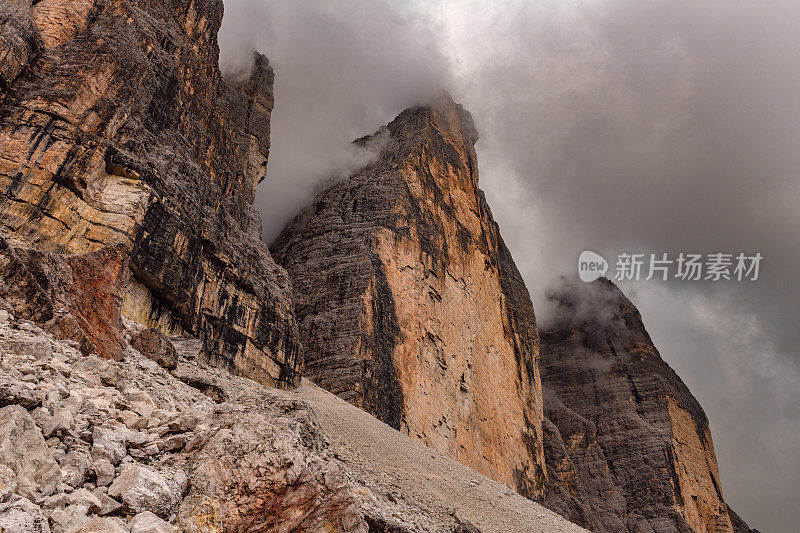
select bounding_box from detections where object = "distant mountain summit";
[272,93,547,499]
[540,278,757,533]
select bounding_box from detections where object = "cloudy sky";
[220,1,799,530]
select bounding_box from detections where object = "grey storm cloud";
[219,1,799,530]
[219,0,453,243]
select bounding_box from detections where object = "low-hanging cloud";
[540,276,626,330]
[220,1,799,530]
[219,0,454,242]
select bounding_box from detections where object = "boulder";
[66,517,126,533]
[129,330,178,370]
[91,459,115,488]
[91,490,123,517]
[0,405,61,499]
[129,511,176,533]
[0,371,40,409]
[107,465,181,519]
[0,464,17,502]
[32,407,58,438]
[67,489,102,514]
[61,450,92,489]
[186,412,367,532]
[49,504,89,533]
[0,497,50,533]
[91,427,127,465]
[174,495,221,533]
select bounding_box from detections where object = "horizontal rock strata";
[0,0,299,387]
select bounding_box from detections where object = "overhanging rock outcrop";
[0,0,300,387]
[272,94,547,498]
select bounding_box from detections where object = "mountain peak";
[540,280,741,532]
[384,92,479,150]
[272,88,546,500]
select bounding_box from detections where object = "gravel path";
[297,379,587,533]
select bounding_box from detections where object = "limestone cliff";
[0,0,299,386]
[272,95,546,499]
[540,278,756,533]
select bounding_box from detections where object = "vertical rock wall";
[540,278,754,533]
[0,0,300,387]
[272,94,546,498]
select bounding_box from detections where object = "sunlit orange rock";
[272,94,547,498]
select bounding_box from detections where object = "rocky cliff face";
[272,95,546,499]
[539,278,756,533]
[0,0,299,387]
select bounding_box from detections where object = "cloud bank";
[220,0,453,242]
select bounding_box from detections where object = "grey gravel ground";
[297,379,587,533]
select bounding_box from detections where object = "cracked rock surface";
[0,0,299,388]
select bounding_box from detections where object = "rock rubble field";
[0,300,583,533]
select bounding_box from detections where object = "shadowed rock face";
[272,94,546,499]
[540,278,757,533]
[0,0,43,90]
[0,0,299,387]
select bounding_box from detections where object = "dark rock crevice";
[362,254,405,431]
